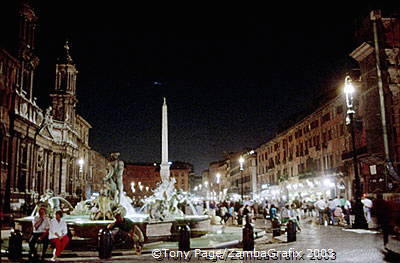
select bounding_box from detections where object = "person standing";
[344,199,352,225]
[29,207,50,260]
[301,201,308,218]
[328,198,337,225]
[49,211,69,261]
[269,204,277,220]
[314,197,327,225]
[280,204,290,224]
[228,205,235,225]
[361,195,373,224]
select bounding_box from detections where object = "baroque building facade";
[0,2,94,212]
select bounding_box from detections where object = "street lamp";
[77,158,85,200]
[204,181,209,199]
[344,75,368,229]
[215,173,221,201]
[239,156,245,201]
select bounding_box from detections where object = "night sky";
[2,2,398,173]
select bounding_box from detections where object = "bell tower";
[50,41,78,127]
[17,0,39,101]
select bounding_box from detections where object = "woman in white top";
[49,211,69,261]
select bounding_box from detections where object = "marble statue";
[103,152,125,204]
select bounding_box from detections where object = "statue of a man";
[103,153,119,201]
[115,160,124,204]
[103,153,125,204]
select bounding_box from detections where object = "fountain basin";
[14,214,210,243]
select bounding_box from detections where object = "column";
[14,136,21,192]
[53,153,60,194]
[27,143,33,193]
[59,154,64,194]
[42,150,48,193]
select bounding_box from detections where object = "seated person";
[333,205,345,225]
[29,207,50,260]
[107,213,144,255]
[49,210,69,261]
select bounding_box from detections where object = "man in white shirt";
[29,207,50,260]
[361,196,373,224]
[49,211,69,261]
[314,197,327,225]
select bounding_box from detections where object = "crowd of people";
[25,193,398,260]
[202,194,391,230]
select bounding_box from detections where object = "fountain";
[14,98,266,252]
[15,98,209,244]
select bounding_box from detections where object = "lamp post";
[216,173,221,201]
[204,181,209,200]
[239,156,245,201]
[344,75,368,229]
[77,158,84,200]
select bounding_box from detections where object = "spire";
[60,40,74,64]
[160,97,170,182]
[51,40,78,124]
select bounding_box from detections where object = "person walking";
[372,193,391,248]
[361,195,373,224]
[49,211,69,261]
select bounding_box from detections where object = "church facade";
[0,1,95,212]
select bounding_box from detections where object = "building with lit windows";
[0,2,103,213]
[124,161,193,203]
[256,95,351,201]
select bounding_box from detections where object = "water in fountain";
[140,177,199,221]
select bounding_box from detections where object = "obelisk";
[160,97,170,182]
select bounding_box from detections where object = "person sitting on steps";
[29,207,50,261]
[107,213,144,255]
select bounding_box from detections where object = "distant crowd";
[195,194,399,247]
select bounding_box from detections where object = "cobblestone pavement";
[255,223,392,263]
[1,220,399,263]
